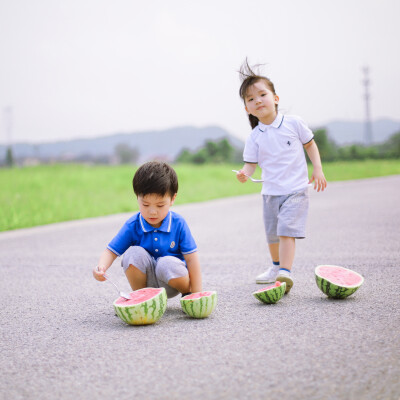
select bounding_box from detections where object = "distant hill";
[2,118,399,164]
[0,126,245,163]
[320,118,400,145]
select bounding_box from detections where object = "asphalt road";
[1,175,399,400]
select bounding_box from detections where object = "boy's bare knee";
[168,275,190,293]
[125,264,147,291]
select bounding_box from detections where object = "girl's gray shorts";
[263,188,309,244]
[121,246,188,298]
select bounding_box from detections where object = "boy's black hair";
[239,58,278,129]
[132,161,178,198]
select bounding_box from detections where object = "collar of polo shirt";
[258,113,284,132]
[139,211,172,233]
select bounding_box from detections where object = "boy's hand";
[93,249,117,281]
[309,168,327,192]
[93,266,106,281]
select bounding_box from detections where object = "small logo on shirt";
[287,141,291,146]
[170,241,175,248]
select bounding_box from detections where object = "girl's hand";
[235,164,257,183]
[93,266,106,281]
[309,168,327,192]
[236,170,249,183]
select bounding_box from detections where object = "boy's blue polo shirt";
[107,211,197,262]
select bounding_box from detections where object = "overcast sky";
[1,0,399,144]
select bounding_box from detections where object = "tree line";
[313,129,400,161]
[176,138,242,164]
[2,129,399,167]
[176,130,400,164]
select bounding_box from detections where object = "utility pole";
[362,66,373,145]
[3,106,14,167]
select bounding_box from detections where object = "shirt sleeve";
[107,222,135,256]
[295,116,314,144]
[178,219,197,255]
[243,131,259,163]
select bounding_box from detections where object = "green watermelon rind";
[315,265,364,299]
[253,282,286,304]
[113,287,167,325]
[180,291,217,319]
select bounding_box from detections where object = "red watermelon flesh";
[317,266,362,286]
[255,281,281,293]
[114,287,162,305]
[183,291,214,300]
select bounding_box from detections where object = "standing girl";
[235,60,327,293]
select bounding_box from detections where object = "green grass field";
[1,160,399,231]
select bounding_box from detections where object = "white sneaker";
[276,269,293,293]
[255,265,280,284]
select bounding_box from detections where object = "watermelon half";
[180,291,217,318]
[253,281,286,304]
[113,287,167,325]
[315,265,364,299]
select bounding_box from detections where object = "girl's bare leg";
[268,242,280,263]
[279,236,295,270]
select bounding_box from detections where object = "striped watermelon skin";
[253,282,286,304]
[315,265,364,299]
[180,291,217,318]
[113,287,167,325]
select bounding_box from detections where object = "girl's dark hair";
[132,161,178,198]
[239,58,278,129]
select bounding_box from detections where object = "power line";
[3,106,14,166]
[362,66,373,145]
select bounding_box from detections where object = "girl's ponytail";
[248,114,259,129]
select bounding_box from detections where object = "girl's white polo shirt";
[243,113,314,196]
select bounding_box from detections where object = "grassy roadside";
[321,159,400,181]
[1,160,399,231]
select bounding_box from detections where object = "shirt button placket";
[154,232,159,253]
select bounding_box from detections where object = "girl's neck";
[259,111,278,126]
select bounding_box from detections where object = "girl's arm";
[184,251,202,293]
[304,139,327,192]
[93,248,118,281]
[236,162,258,183]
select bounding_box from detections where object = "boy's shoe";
[181,292,192,298]
[276,269,293,294]
[255,265,280,284]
